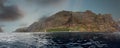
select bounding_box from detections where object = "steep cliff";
[15,10,120,32]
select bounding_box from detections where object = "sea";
[0,32,120,48]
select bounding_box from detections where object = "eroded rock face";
[15,10,120,32]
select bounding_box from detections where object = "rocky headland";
[15,10,120,32]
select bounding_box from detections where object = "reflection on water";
[0,32,120,48]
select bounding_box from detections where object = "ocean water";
[0,32,120,48]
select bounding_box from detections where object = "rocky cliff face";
[118,19,120,31]
[15,10,120,32]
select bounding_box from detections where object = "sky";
[0,0,120,32]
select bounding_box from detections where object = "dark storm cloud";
[0,0,22,21]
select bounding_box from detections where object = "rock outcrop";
[15,27,28,32]
[15,10,120,32]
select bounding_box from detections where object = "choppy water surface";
[0,32,120,48]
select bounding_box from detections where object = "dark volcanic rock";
[15,10,120,32]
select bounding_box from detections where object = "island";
[15,10,120,32]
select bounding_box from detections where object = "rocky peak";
[85,10,95,14]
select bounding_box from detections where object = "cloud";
[27,0,67,6]
[0,0,22,21]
